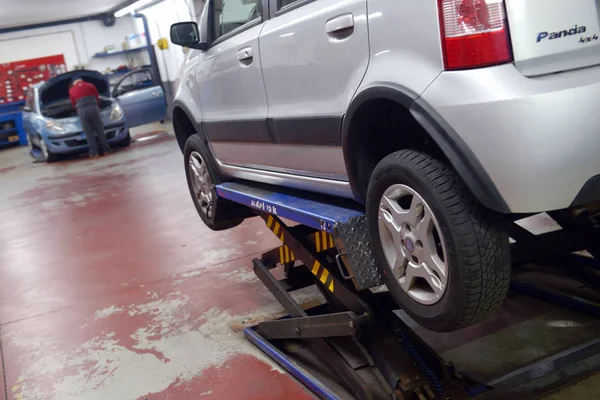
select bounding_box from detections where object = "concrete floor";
[0,126,599,399]
[0,128,316,399]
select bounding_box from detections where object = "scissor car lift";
[216,181,600,400]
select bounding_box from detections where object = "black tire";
[184,134,251,231]
[39,136,59,163]
[367,150,511,332]
[118,132,132,147]
[548,210,600,259]
[46,151,59,163]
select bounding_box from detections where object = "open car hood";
[40,70,110,107]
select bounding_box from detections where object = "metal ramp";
[216,180,600,400]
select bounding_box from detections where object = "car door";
[194,0,270,168]
[257,0,369,180]
[113,69,167,128]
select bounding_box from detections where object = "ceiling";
[0,0,132,30]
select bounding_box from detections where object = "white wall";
[0,17,141,73]
[83,17,149,73]
[134,0,197,82]
[0,23,85,69]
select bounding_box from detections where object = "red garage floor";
[3,131,600,400]
[0,133,316,399]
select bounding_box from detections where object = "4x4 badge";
[579,34,599,44]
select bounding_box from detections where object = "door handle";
[237,47,253,62]
[326,14,354,34]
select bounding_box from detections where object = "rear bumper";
[45,122,128,154]
[422,64,600,213]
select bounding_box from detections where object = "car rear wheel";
[184,134,252,231]
[367,150,511,332]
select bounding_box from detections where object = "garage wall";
[0,17,141,73]
[135,0,196,81]
[0,25,83,69]
[82,17,150,72]
[134,0,198,114]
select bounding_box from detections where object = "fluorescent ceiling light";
[115,0,156,17]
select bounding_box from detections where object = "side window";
[213,0,261,40]
[278,0,299,9]
[115,70,154,96]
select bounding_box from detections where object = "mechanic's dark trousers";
[76,96,110,156]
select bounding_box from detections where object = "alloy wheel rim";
[188,151,214,218]
[378,184,448,305]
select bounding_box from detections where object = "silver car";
[169,0,600,332]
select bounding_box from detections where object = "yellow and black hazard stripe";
[262,215,335,293]
[274,231,335,264]
[266,215,294,264]
[310,260,334,292]
[313,231,335,252]
[267,215,336,251]
[266,215,336,273]
[266,215,285,243]
[278,245,296,265]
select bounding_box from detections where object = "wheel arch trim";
[171,100,207,152]
[341,83,510,213]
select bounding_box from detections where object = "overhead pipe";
[0,14,111,35]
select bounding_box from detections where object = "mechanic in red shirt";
[68,77,110,158]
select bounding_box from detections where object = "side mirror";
[170,22,207,50]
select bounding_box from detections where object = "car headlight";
[109,104,124,121]
[45,120,66,133]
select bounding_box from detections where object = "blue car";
[22,68,166,162]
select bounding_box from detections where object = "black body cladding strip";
[571,175,600,206]
[341,83,510,214]
[409,99,510,213]
[204,119,272,143]
[272,116,342,146]
[202,117,342,146]
[174,85,510,213]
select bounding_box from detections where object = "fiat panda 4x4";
[169,0,600,332]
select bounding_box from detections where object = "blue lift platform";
[0,101,27,148]
[216,181,600,400]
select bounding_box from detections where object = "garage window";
[213,0,262,40]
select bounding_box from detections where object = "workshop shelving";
[92,47,148,58]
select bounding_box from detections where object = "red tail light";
[438,0,512,70]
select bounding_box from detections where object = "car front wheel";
[118,132,131,147]
[367,150,511,332]
[184,134,252,231]
[39,136,59,163]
